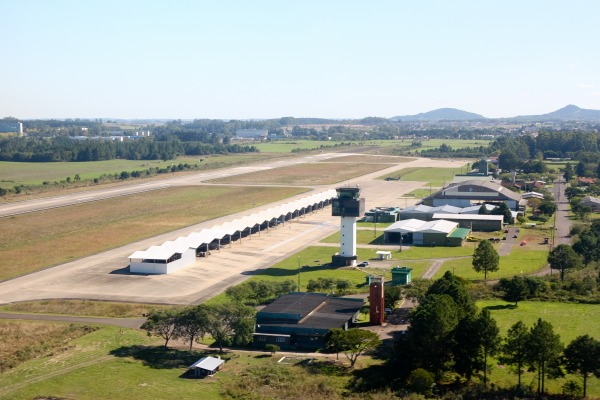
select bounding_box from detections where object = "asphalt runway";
[0,154,466,305]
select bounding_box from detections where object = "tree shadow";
[483,304,517,311]
[242,263,337,277]
[109,345,219,370]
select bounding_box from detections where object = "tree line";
[141,302,256,353]
[394,272,600,397]
[0,136,259,162]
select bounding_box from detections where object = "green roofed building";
[383,219,469,247]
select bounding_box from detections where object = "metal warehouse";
[383,218,470,247]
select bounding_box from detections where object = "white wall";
[130,248,196,274]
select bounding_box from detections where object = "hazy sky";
[1,1,599,119]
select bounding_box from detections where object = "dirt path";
[421,257,472,279]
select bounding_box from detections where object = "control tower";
[331,186,365,266]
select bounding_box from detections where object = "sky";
[1,0,599,120]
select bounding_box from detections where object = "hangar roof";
[128,189,336,260]
[384,218,458,234]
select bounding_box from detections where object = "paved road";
[551,177,571,247]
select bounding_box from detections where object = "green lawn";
[378,166,467,186]
[477,300,600,397]
[434,248,548,280]
[403,189,432,199]
[253,139,491,154]
[321,229,388,245]
[395,245,476,260]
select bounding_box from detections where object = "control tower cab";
[331,186,365,266]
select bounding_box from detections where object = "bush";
[407,368,435,395]
[264,344,280,355]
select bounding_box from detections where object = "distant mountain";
[509,104,600,122]
[390,108,486,122]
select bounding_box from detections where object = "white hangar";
[128,189,336,274]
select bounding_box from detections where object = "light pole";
[373,209,378,238]
[297,257,301,290]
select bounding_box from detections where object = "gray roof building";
[421,180,521,211]
[254,292,363,350]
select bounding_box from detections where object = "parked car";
[358,261,370,267]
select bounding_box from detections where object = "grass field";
[206,242,442,306]
[434,248,549,280]
[318,155,414,164]
[0,154,286,190]
[208,162,393,186]
[378,166,467,187]
[0,185,306,280]
[0,322,379,400]
[477,300,600,396]
[0,300,164,318]
[403,189,432,199]
[252,139,491,154]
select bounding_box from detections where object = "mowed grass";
[378,166,467,187]
[207,244,435,305]
[318,155,415,164]
[0,154,282,189]
[477,300,600,397]
[0,185,306,280]
[208,162,392,185]
[434,248,549,280]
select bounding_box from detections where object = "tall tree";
[527,318,563,396]
[502,276,529,306]
[201,302,256,352]
[501,321,529,389]
[140,308,180,348]
[477,308,500,387]
[427,271,477,319]
[563,335,600,398]
[340,329,382,368]
[547,244,582,281]
[472,240,500,280]
[406,294,461,379]
[174,306,208,350]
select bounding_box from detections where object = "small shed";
[188,356,224,378]
[376,251,392,260]
[391,266,412,286]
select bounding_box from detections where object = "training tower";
[369,276,385,325]
[331,186,365,266]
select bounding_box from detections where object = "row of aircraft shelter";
[128,189,337,274]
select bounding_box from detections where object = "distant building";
[580,196,600,212]
[0,121,23,135]
[364,207,401,223]
[235,129,268,140]
[421,179,522,211]
[253,292,363,350]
